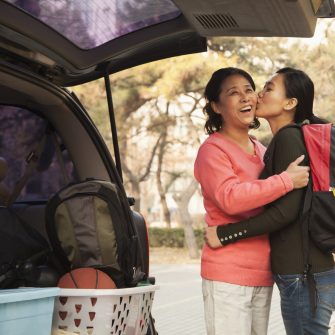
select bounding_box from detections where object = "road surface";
[150,263,287,335]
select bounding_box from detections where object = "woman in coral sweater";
[194,67,309,335]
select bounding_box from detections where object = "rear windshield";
[7,0,181,50]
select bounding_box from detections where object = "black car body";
[0,0,333,334]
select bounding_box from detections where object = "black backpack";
[45,179,145,288]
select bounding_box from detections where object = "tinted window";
[8,0,181,49]
[0,105,77,202]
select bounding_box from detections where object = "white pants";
[202,279,273,335]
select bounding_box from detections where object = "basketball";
[58,268,117,289]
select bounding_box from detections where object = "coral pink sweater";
[194,132,293,286]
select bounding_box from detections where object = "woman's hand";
[204,226,222,249]
[285,155,310,189]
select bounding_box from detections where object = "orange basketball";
[58,268,117,289]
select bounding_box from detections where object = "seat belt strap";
[50,131,70,185]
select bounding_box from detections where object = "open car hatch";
[0,0,330,86]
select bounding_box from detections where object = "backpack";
[45,179,145,288]
[295,122,335,314]
[300,123,335,254]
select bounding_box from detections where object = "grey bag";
[45,179,144,287]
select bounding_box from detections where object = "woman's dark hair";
[203,67,260,134]
[276,67,328,124]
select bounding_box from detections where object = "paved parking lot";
[150,264,335,335]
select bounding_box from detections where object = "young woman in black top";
[205,67,335,335]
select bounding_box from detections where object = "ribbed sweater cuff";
[279,171,294,192]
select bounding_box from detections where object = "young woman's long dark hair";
[276,67,328,124]
[203,67,260,134]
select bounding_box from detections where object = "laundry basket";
[52,284,159,335]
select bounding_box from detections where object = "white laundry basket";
[52,285,159,335]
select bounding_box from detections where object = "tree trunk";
[173,179,199,259]
[156,132,171,228]
[121,136,162,213]
[129,180,141,212]
[160,195,171,228]
[177,201,199,259]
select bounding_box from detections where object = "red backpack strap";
[331,126,335,189]
[302,123,332,191]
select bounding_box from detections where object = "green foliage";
[148,227,204,249]
[72,20,335,225]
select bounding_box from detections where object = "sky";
[287,18,335,46]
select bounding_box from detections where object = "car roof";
[0,0,331,86]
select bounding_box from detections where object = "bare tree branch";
[139,134,162,182]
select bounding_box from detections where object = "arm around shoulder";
[216,127,308,245]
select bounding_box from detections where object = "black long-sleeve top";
[217,126,334,274]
